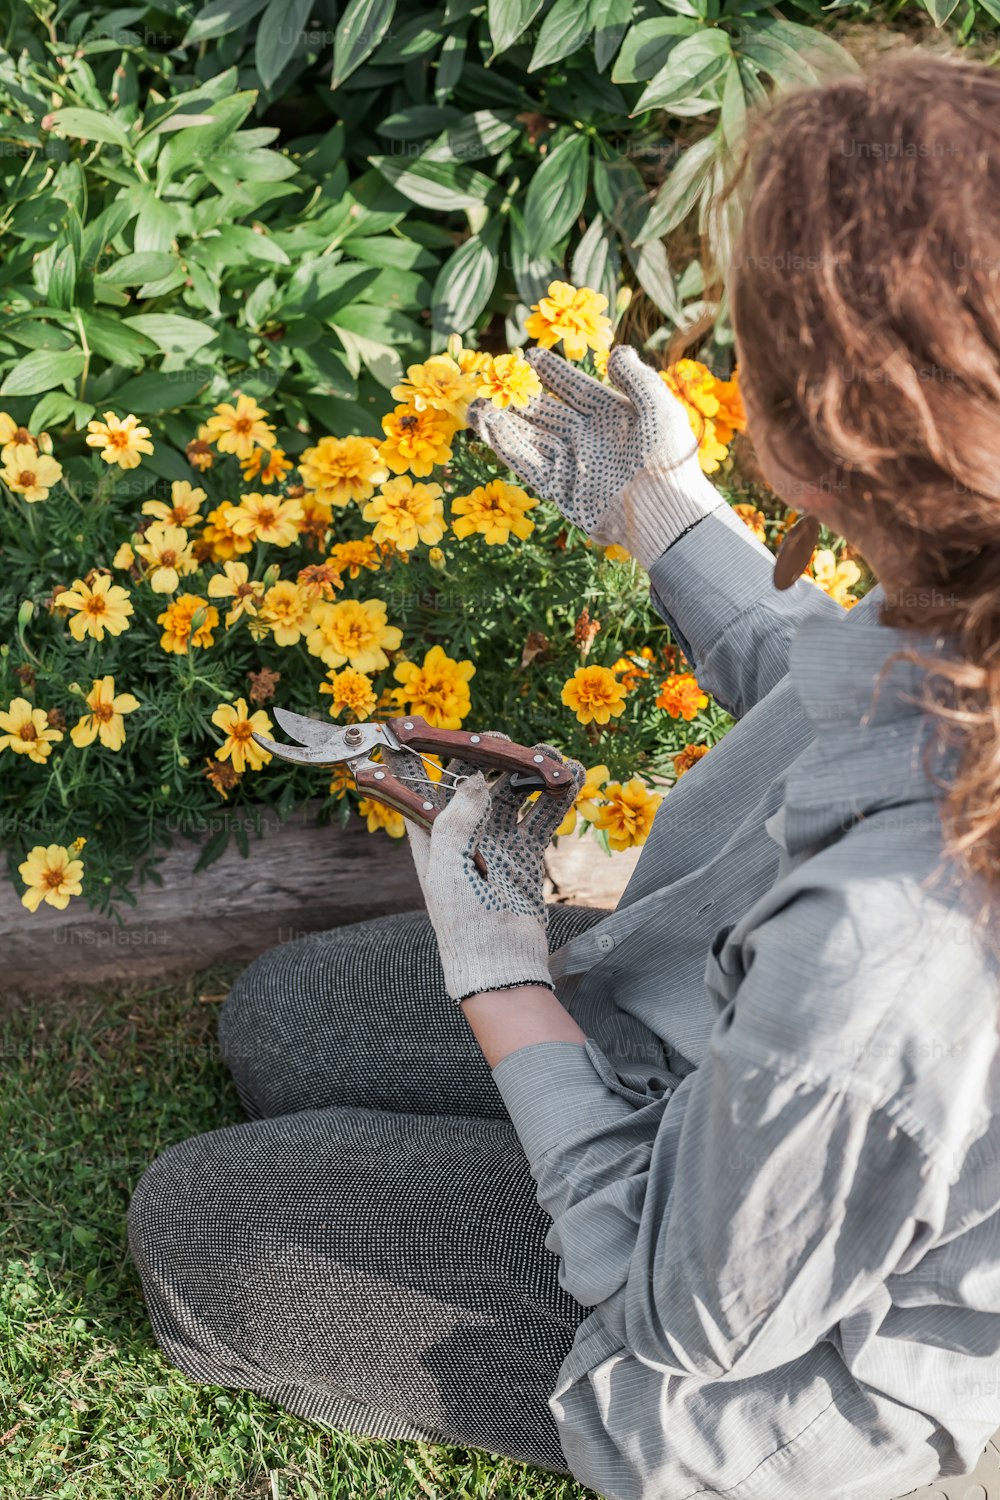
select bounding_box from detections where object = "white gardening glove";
[467,343,726,570]
[382,735,584,1004]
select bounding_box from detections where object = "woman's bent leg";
[219,903,666,1122]
[128,1099,587,1474]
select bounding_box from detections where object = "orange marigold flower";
[157,594,218,655]
[655,672,709,721]
[591,778,662,851]
[358,797,406,839]
[561,665,628,726]
[732,502,767,544]
[327,538,381,579]
[379,404,457,477]
[672,743,710,778]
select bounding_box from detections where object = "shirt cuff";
[646,501,778,665]
[491,1040,638,1169]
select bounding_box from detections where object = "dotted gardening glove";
[467,343,726,571]
[381,735,584,1004]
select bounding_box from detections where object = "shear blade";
[273,705,340,746]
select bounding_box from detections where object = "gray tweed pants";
[127,904,610,1476]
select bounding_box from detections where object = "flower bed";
[1,281,869,919]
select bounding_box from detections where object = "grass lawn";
[1,970,596,1500]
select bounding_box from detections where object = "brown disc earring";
[772,513,821,590]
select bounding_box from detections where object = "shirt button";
[596,934,615,952]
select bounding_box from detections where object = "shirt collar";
[780,584,960,855]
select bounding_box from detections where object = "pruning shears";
[252,708,574,877]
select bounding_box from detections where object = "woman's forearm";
[460,983,586,1068]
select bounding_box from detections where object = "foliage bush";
[8,0,963,914]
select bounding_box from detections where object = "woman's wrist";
[459,984,587,1068]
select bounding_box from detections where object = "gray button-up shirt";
[491,505,1000,1500]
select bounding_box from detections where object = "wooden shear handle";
[353,761,490,878]
[386,716,572,793]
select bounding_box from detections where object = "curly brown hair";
[727,51,1000,906]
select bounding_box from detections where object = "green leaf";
[329,323,403,387]
[720,56,747,153]
[255,0,313,88]
[47,244,78,312]
[612,17,700,83]
[570,213,620,309]
[184,0,270,44]
[374,13,445,62]
[378,105,463,139]
[111,370,212,412]
[27,391,86,431]
[0,348,86,397]
[522,133,590,256]
[82,311,158,366]
[122,315,217,355]
[157,93,257,179]
[634,30,733,114]
[487,0,545,54]
[431,227,501,338]
[921,0,962,20]
[133,195,176,254]
[423,110,521,163]
[332,0,397,88]
[592,0,633,72]
[97,251,179,285]
[371,154,495,211]
[529,0,593,69]
[626,237,680,322]
[45,108,132,151]
[635,130,720,244]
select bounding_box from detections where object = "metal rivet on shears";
[403,721,414,729]
[470,734,481,743]
[422,801,433,811]
[373,769,384,779]
[533,753,544,762]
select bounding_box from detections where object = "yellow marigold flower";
[358,797,406,839]
[592,778,662,851]
[592,345,610,379]
[230,492,303,547]
[113,541,135,569]
[157,593,218,654]
[135,522,198,593]
[207,560,265,627]
[55,576,133,642]
[660,362,731,475]
[259,579,310,646]
[306,597,403,672]
[453,343,492,375]
[240,445,293,485]
[297,561,344,601]
[298,435,388,507]
[327,538,380,579]
[673,743,709,778]
[391,354,479,426]
[0,697,63,763]
[85,411,154,469]
[1,442,63,501]
[201,502,254,562]
[202,395,275,460]
[205,757,239,799]
[475,351,542,410]
[186,437,214,472]
[603,542,630,563]
[211,697,272,773]
[450,479,537,544]
[69,675,140,752]
[712,369,747,444]
[612,651,655,691]
[0,411,18,446]
[329,764,353,800]
[560,664,627,726]
[655,672,709,721]
[525,281,613,361]
[379,404,457,477]
[19,843,84,912]
[732,502,767,544]
[809,548,863,608]
[392,644,475,730]
[297,493,334,548]
[363,476,445,550]
[319,667,379,721]
[142,480,207,528]
[554,762,610,837]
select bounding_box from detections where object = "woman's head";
[728,52,1000,897]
